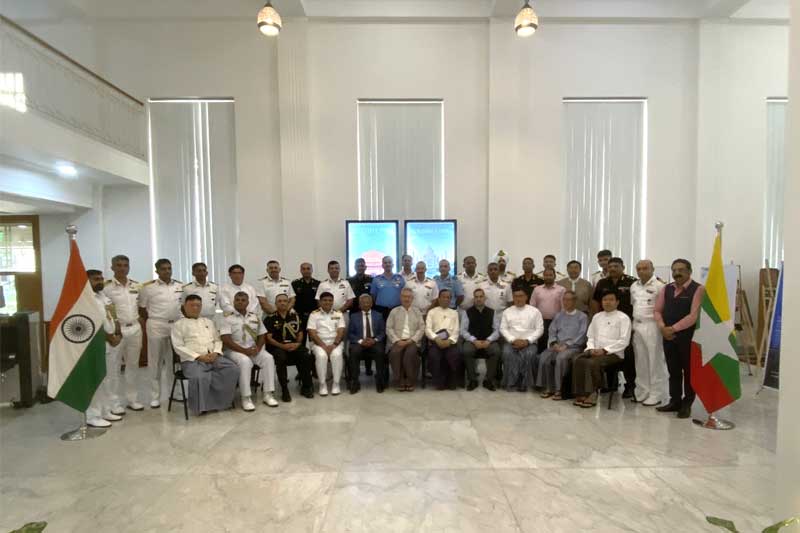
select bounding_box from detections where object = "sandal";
[552,392,562,401]
[540,392,554,399]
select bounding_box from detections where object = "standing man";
[512,257,543,300]
[591,250,613,286]
[138,258,183,408]
[347,294,386,394]
[257,260,296,315]
[102,254,146,413]
[399,254,416,282]
[433,259,464,309]
[182,262,218,321]
[458,256,486,311]
[425,290,462,390]
[492,250,516,284]
[500,289,544,392]
[531,269,567,353]
[219,264,259,315]
[654,259,704,419]
[631,259,668,407]
[481,262,512,313]
[348,258,373,314]
[386,288,425,391]
[219,292,278,411]
[592,257,637,399]
[171,295,239,415]
[557,260,593,315]
[265,293,314,400]
[536,255,567,281]
[406,261,439,316]
[535,291,588,400]
[307,292,346,396]
[291,262,320,330]
[316,260,356,317]
[461,288,501,391]
[370,256,405,321]
[86,270,122,427]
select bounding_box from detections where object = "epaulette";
[182,282,194,288]
[143,280,156,286]
[310,309,321,314]
[260,275,269,280]
[104,279,113,286]
[173,279,183,285]
[223,311,233,317]
[656,276,666,284]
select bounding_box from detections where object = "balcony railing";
[0,15,146,160]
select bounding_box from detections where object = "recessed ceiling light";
[55,163,78,177]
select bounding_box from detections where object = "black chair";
[168,350,189,420]
[251,364,261,396]
[604,359,625,410]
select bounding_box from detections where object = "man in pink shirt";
[653,259,705,419]
[531,269,566,354]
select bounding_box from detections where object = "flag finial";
[714,221,724,233]
[65,225,78,240]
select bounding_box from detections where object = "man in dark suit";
[347,294,387,394]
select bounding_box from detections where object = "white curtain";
[148,100,239,284]
[764,100,786,268]
[561,100,646,276]
[357,101,444,220]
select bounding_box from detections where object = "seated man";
[535,290,588,400]
[461,288,501,391]
[171,295,239,415]
[307,292,346,396]
[572,289,631,408]
[500,289,544,392]
[347,294,387,394]
[220,291,278,411]
[425,289,463,390]
[265,293,314,400]
[386,288,425,391]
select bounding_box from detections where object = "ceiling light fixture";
[55,163,78,177]
[257,2,282,36]
[514,1,538,37]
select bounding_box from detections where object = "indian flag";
[689,231,741,413]
[47,237,106,412]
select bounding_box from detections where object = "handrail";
[0,14,143,107]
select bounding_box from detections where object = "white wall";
[101,185,152,283]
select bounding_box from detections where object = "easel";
[734,264,755,377]
[755,260,779,395]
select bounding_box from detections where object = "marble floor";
[0,372,779,533]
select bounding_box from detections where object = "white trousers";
[226,348,276,397]
[108,325,145,407]
[633,319,668,403]
[87,344,119,419]
[146,319,174,402]
[311,344,344,385]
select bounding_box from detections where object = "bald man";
[631,259,668,406]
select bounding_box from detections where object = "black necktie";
[365,312,372,339]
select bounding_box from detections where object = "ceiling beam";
[704,0,753,18]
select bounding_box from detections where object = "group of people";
[84,248,703,427]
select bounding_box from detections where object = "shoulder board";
[507,271,516,276]
[182,282,193,288]
[424,277,433,282]
[104,279,113,286]
[143,280,156,286]
[209,281,217,288]
[173,279,183,285]
[260,275,269,280]
[223,311,233,317]
[310,309,321,314]
[129,279,139,284]
[656,277,666,284]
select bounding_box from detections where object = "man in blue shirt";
[433,259,464,309]
[370,256,405,321]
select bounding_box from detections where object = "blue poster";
[404,220,457,274]
[346,221,399,277]
[763,263,783,390]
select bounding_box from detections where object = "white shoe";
[128,402,145,411]
[110,406,126,416]
[242,397,255,412]
[104,413,123,422]
[150,400,161,409]
[642,399,662,407]
[263,392,279,407]
[331,383,341,396]
[87,417,111,428]
[319,383,329,396]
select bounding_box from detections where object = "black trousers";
[272,345,313,392]
[623,341,636,393]
[663,335,695,407]
[537,319,552,354]
[348,342,386,388]
[462,340,500,383]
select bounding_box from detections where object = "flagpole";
[58,225,107,441]
[692,221,736,431]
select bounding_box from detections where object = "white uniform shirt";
[425,306,459,344]
[171,317,222,362]
[93,291,116,336]
[218,282,259,314]
[182,280,219,319]
[103,277,141,331]
[591,270,607,286]
[631,276,665,322]
[257,276,295,306]
[480,278,512,312]
[535,270,568,282]
[315,278,356,311]
[458,271,487,310]
[139,279,183,321]
[306,308,345,344]
[586,310,631,355]
[500,271,516,285]
[406,276,439,314]
[400,270,416,282]
[219,310,266,351]
[500,304,544,344]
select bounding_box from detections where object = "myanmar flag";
[47,238,106,412]
[690,232,741,413]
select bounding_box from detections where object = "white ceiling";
[0,0,789,21]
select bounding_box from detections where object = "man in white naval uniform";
[257,260,295,315]
[631,259,668,406]
[458,255,486,312]
[86,269,123,427]
[406,262,439,316]
[306,292,346,397]
[182,262,219,321]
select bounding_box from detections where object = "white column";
[776,2,800,522]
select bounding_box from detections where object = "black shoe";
[281,389,292,403]
[517,385,527,393]
[376,384,385,393]
[350,382,361,395]
[677,406,691,419]
[467,380,478,391]
[656,402,680,413]
[621,388,634,399]
[301,388,314,399]
[448,383,458,390]
[630,394,639,403]
[365,368,374,376]
[482,380,496,391]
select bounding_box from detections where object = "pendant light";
[514,1,538,37]
[257,2,282,36]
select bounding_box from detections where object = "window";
[764,98,786,268]
[0,72,26,113]
[357,100,444,220]
[0,223,35,272]
[561,98,647,274]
